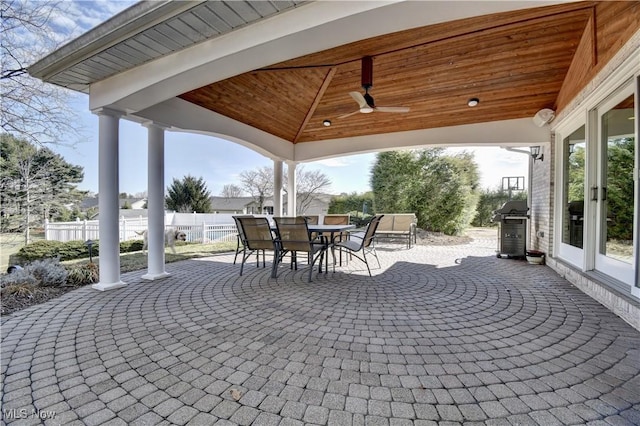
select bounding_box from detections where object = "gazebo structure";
[29,1,639,327]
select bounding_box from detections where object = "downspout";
[502,147,533,250]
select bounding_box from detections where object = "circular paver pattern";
[2,238,639,425]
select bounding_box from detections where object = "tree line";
[3,134,532,244]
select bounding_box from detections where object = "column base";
[92,281,127,291]
[141,271,171,281]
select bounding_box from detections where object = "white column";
[287,161,297,217]
[274,160,283,216]
[142,123,170,281]
[92,109,126,291]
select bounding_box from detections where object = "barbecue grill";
[492,200,529,258]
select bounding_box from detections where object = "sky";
[47,1,530,197]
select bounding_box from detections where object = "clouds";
[447,147,529,190]
[47,0,137,45]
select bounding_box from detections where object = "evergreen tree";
[370,148,480,235]
[0,133,84,241]
[165,175,213,213]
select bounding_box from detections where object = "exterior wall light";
[467,98,479,107]
[530,146,544,162]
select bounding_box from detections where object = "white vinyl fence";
[44,214,241,244]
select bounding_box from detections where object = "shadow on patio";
[2,241,639,425]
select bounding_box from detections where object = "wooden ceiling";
[178,2,596,144]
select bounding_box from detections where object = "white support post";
[287,161,297,216]
[274,160,283,216]
[92,109,126,291]
[142,123,170,281]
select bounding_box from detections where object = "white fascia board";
[134,98,293,161]
[292,118,552,162]
[90,1,565,112]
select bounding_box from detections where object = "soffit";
[29,0,306,92]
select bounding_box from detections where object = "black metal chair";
[334,214,384,276]
[273,216,328,282]
[235,216,279,276]
[232,215,254,264]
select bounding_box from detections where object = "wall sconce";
[530,146,544,162]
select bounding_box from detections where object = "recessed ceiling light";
[323,120,332,127]
[468,98,479,107]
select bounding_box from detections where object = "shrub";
[2,284,37,298]
[25,258,68,287]
[0,269,37,288]
[120,240,144,252]
[66,262,99,286]
[16,239,146,263]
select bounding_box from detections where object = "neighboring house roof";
[209,196,255,211]
[95,209,150,220]
[81,197,146,213]
[81,197,99,210]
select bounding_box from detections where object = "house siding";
[530,141,554,256]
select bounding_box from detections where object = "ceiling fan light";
[468,98,480,107]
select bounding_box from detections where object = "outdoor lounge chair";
[235,216,279,276]
[335,214,384,276]
[274,216,328,282]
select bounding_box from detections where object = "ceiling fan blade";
[349,91,368,109]
[338,110,361,119]
[375,106,410,113]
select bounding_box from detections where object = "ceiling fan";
[339,56,410,119]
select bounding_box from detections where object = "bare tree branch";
[1,0,85,146]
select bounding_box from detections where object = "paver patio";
[2,233,639,425]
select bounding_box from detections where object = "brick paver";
[2,233,639,424]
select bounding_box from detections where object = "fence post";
[44,219,49,240]
[121,217,126,242]
[83,219,88,241]
[202,222,207,243]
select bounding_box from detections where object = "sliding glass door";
[595,86,636,284]
[558,124,586,267]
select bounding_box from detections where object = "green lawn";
[1,232,45,270]
[63,241,237,273]
[2,234,236,273]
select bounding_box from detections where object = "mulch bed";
[1,284,85,316]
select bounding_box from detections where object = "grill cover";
[495,200,528,215]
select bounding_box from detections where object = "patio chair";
[232,215,254,264]
[274,216,328,282]
[235,216,279,276]
[304,215,319,225]
[335,214,384,276]
[323,214,350,265]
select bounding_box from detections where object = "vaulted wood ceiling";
[178,2,599,144]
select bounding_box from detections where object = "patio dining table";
[311,223,355,267]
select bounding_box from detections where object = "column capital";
[142,120,171,130]
[92,107,124,118]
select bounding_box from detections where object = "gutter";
[28,0,205,82]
